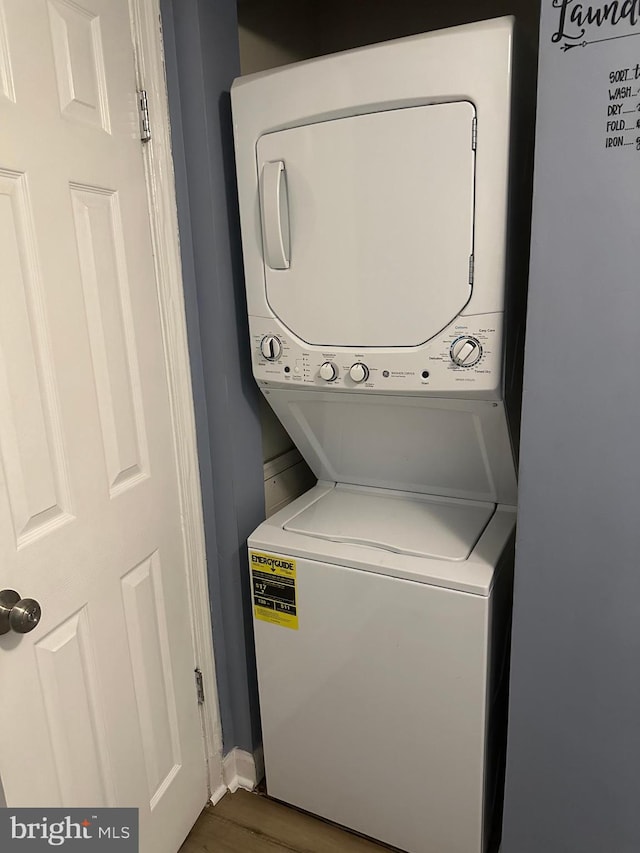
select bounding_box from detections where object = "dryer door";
[257,101,476,348]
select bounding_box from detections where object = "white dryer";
[232,16,518,853]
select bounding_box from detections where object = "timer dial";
[260,335,282,361]
[319,361,338,382]
[349,363,369,383]
[450,337,482,367]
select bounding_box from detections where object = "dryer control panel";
[249,314,504,399]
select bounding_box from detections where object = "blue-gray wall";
[503,3,640,850]
[160,0,264,754]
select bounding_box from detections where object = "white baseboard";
[222,746,265,794]
[210,781,228,805]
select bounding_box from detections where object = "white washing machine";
[232,17,518,853]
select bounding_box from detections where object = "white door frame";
[127,0,225,802]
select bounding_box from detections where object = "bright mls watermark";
[0,809,138,851]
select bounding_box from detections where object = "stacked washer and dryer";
[232,17,520,853]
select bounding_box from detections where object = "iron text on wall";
[552,0,640,51]
[604,64,640,150]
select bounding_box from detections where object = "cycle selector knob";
[349,363,369,383]
[319,361,338,382]
[450,337,482,367]
[260,335,282,361]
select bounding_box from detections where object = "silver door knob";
[0,589,42,635]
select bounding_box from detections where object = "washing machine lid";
[284,484,494,562]
[256,101,475,347]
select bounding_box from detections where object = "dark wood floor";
[180,789,392,853]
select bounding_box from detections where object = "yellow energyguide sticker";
[249,551,298,630]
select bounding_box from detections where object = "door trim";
[127,0,224,799]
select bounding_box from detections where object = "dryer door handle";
[260,160,291,270]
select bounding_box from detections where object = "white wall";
[259,396,293,462]
[238,0,540,68]
[238,25,303,74]
[311,0,539,55]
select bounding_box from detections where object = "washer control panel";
[251,314,503,397]
[349,363,369,383]
[319,361,338,382]
[260,334,282,361]
[450,336,482,367]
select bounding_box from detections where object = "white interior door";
[257,102,476,347]
[0,1,211,850]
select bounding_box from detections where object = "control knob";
[319,362,338,382]
[450,337,482,368]
[349,363,369,383]
[260,335,282,361]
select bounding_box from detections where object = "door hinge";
[138,89,151,143]
[195,668,205,705]
[469,254,475,285]
[471,117,477,150]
